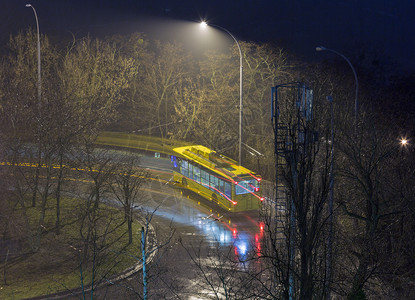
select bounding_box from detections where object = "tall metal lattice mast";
[271,82,313,299]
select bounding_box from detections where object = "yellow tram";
[172,145,263,212]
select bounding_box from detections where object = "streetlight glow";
[400,138,409,146]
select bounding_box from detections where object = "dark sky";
[2,0,415,72]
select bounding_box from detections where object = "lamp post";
[201,21,243,165]
[316,46,358,127]
[325,96,334,300]
[26,3,42,208]
[26,3,41,103]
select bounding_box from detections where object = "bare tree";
[257,82,335,299]
[109,156,149,244]
[140,40,191,138]
[335,109,404,299]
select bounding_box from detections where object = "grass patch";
[0,197,142,299]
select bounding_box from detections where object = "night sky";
[1,0,415,72]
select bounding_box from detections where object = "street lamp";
[26,4,41,104]
[316,46,358,127]
[201,21,243,165]
[400,137,409,147]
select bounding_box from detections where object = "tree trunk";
[55,152,64,235]
[31,146,42,207]
[128,213,133,244]
[347,256,368,300]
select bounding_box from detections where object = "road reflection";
[140,164,265,273]
[140,188,264,263]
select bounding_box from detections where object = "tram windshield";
[235,179,260,195]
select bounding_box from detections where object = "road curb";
[24,214,158,300]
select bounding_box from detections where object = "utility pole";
[141,227,148,300]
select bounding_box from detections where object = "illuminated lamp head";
[400,137,409,147]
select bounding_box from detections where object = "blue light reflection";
[196,217,255,262]
[137,203,260,263]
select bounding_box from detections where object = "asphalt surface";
[29,153,264,299]
[93,154,263,299]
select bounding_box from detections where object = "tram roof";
[172,145,261,182]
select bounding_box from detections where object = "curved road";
[68,152,264,299]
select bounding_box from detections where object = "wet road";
[82,154,264,299]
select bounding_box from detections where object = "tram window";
[225,182,231,199]
[189,164,193,179]
[219,179,224,193]
[201,167,209,186]
[211,175,219,191]
[206,173,212,190]
[193,166,200,182]
[181,160,188,176]
[235,179,259,195]
[171,155,178,169]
